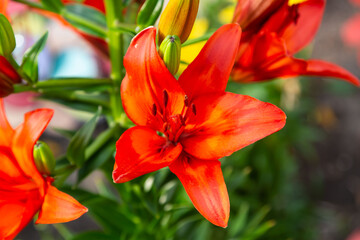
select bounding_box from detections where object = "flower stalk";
[105,0,125,125]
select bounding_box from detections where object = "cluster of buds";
[157,0,199,75]
[0,13,21,97]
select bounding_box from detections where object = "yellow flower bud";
[158,0,199,44]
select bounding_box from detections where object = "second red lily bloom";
[231,0,360,85]
[113,24,286,227]
[0,100,87,239]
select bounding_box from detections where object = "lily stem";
[53,224,73,239]
[13,78,112,93]
[105,0,125,126]
[85,125,119,159]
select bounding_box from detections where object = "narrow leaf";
[21,32,48,82]
[67,108,101,167]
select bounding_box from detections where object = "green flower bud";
[33,141,56,176]
[159,35,181,75]
[137,0,164,30]
[0,14,15,56]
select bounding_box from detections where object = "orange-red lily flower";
[0,0,8,17]
[113,24,286,227]
[0,56,21,97]
[0,99,87,240]
[231,0,360,85]
[62,0,105,13]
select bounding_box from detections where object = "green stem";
[13,78,112,93]
[40,91,110,108]
[105,0,125,125]
[7,54,31,82]
[61,10,107,38]
[85,126,119,159]
[11,0,46,10]
[182,31,214,47]
[53,224,73,239]
[37,78,112,88]
[53,164,76,176]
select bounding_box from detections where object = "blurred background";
[5,0,360,239]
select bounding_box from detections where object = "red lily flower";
[0,56,21,97]
[0,0,8,16]
[62,0,106,13]
[351,0,360,6]
[231,0,360,85]
[342,12,360,66]
[0,99,87,240]
[113,24,286,227]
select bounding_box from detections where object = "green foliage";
[63,3,107,38]
[41,0,64,13]
[137,0,164,30]
[0,14,16,56]
[67,108,101,167]
[21,32,48,82]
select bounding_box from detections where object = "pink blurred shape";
[347,229,360,240]
[341,14,360,47]
[351,0,360,6]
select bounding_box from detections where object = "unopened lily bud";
[288,0,308,6]
[0,14,15,56]
[0,56,21,97]
[33,141,56,176]
[158,0,199,44]
[159,35,181,75]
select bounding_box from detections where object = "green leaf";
[37,97,105,113]
[21,32,48,83]
[77,142,115,184]
[71,232,115,240]
[67,108,101,167]
[41,0,64,13]
[63,4,107,38]
[243,220,276,240]
[229,202,249,237]
[85,197,138,235]
[137,0,164,28]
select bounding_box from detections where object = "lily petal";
[169,155,229,228]
[0,0,8,15]
[122,27,185,130]
[232,31,307,82]
[181,92,286,160]
[0,191,43,240]
[263,0,325,54]
[113,126,183,183]
[232,0,284,33]
[62,0,105,13]
[178,24,241,100]
[0,148,23,182]
[0,99,14,146]
[304,59,360,86]
[0,201,25,240]
[36,184,88,224]
[12,109,54,185]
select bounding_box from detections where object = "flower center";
[151,90,196,143]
